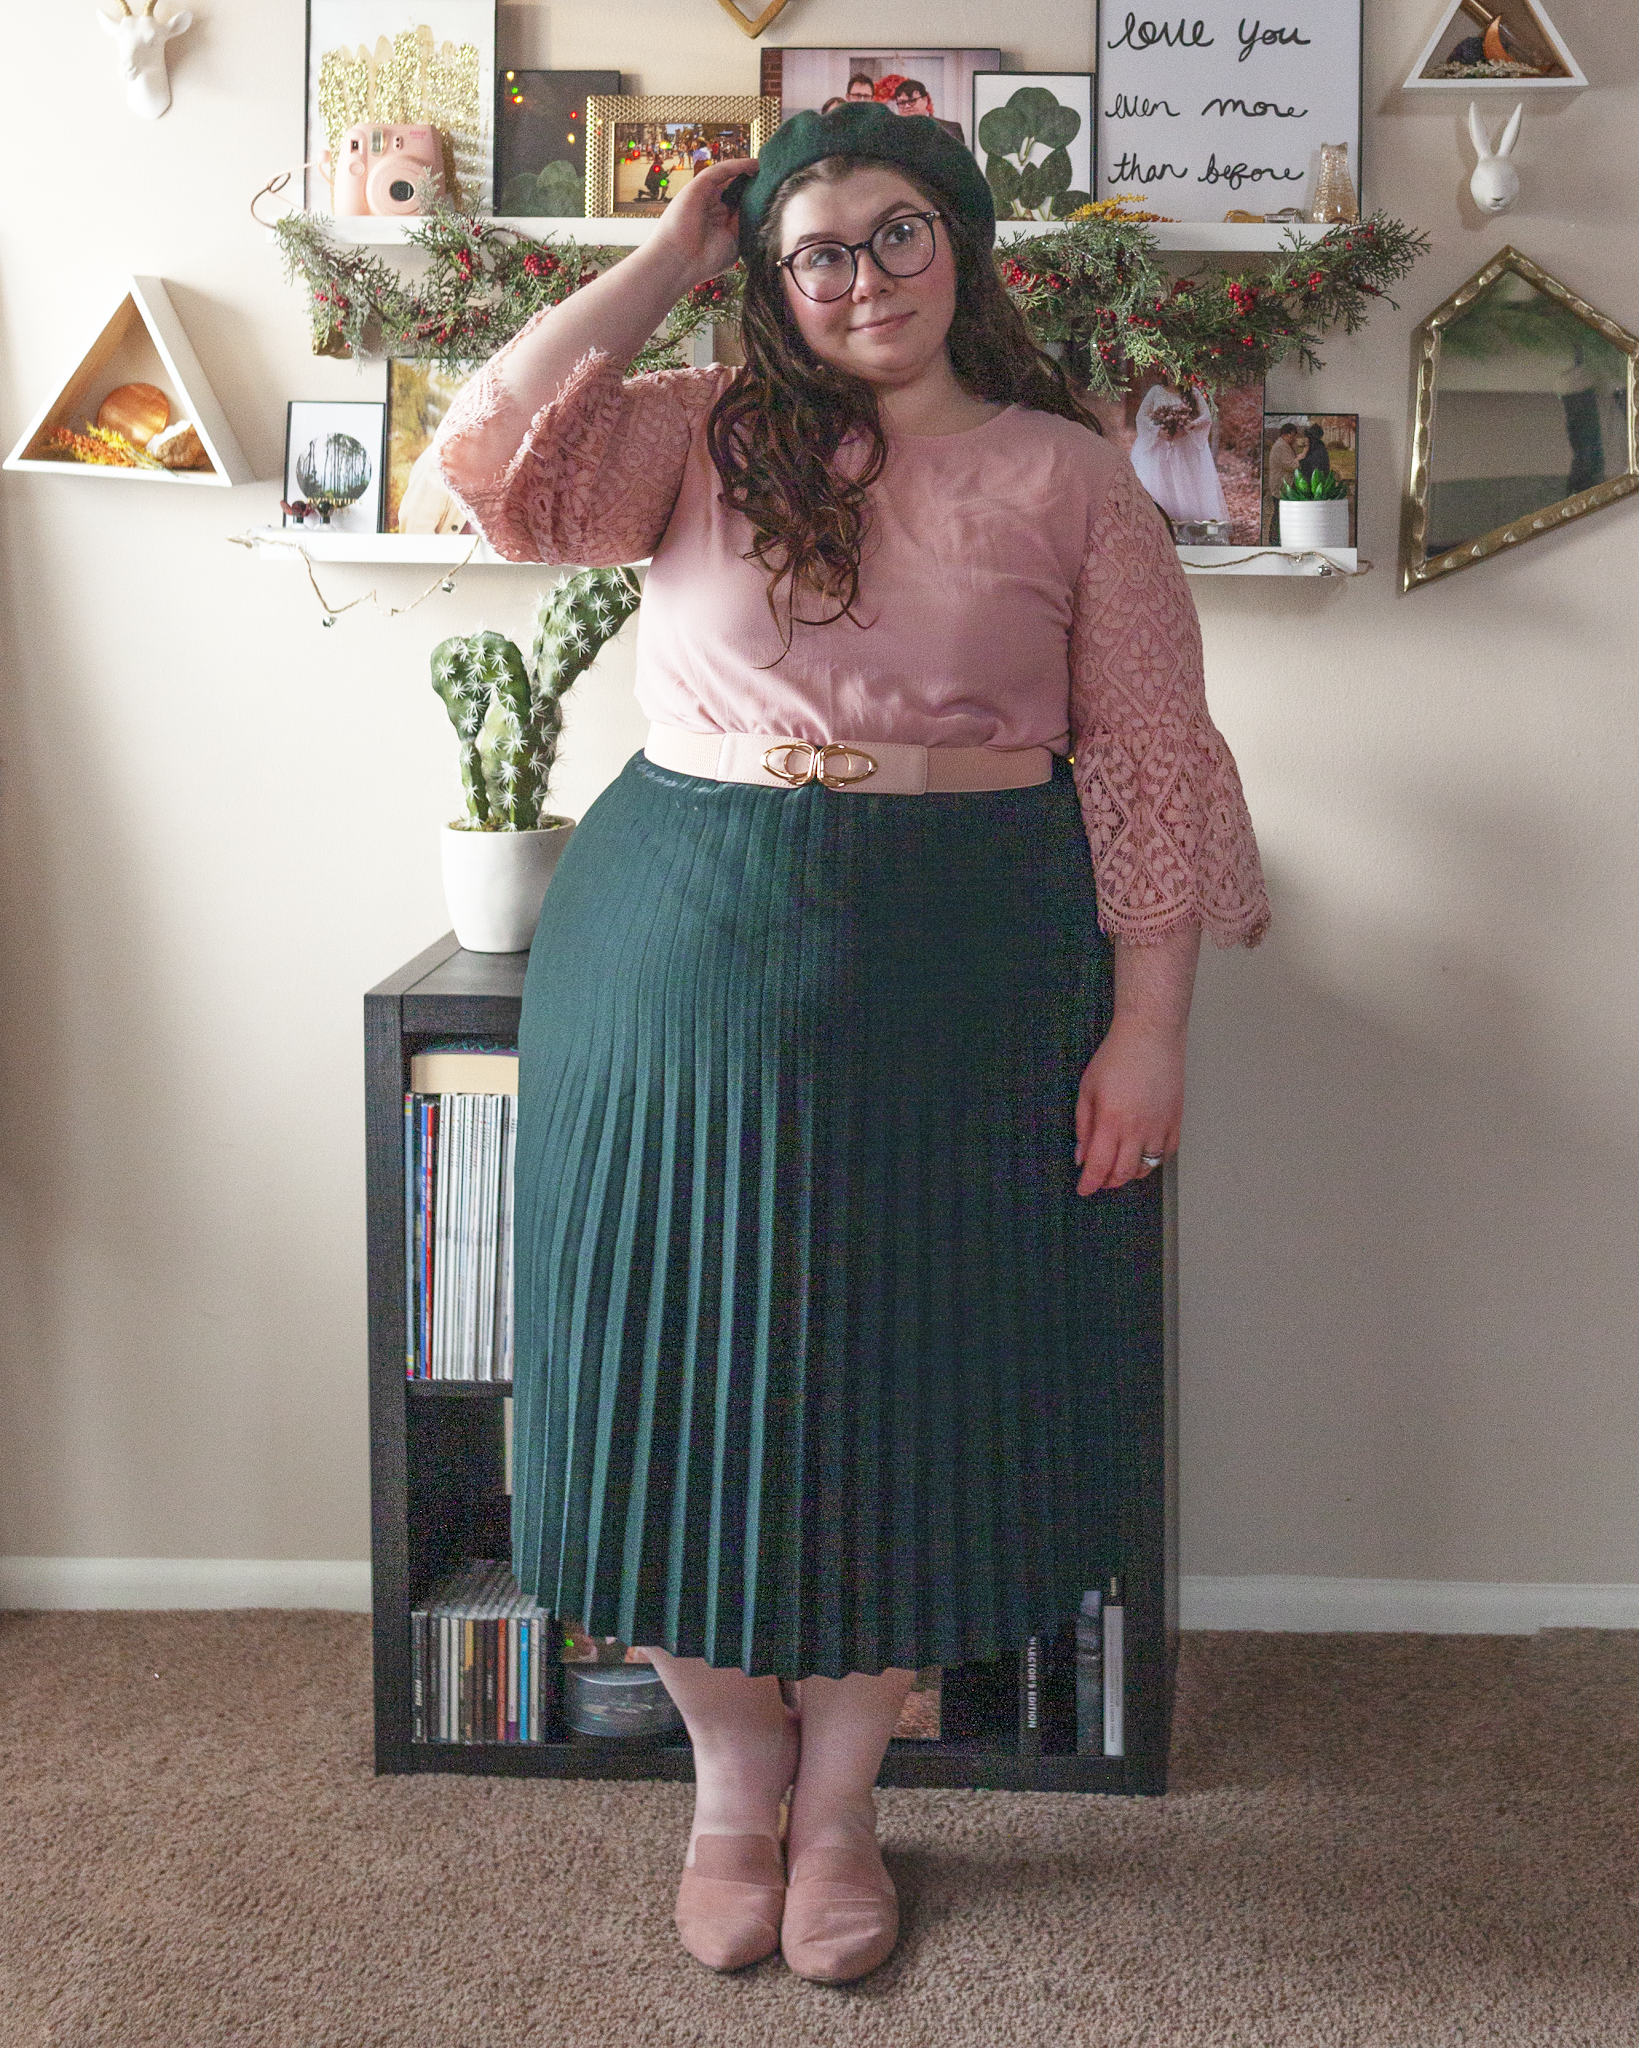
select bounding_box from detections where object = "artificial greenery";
[273,197,1424,397]
[1279,466,1350,501]
[977,85,1091,222]
[432,567,642,830]
[998,212,1427,394]
[274,199,732,372]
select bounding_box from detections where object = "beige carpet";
[1,1615,1635,2047]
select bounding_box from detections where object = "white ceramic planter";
[1278,497,1351,550]
[440,819,575,953]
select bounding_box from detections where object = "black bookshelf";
[366,935,1178,1791]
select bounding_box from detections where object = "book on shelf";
[937,1580,1124,1758]
[411,1560,556,1744]
[404,1045,518,1382]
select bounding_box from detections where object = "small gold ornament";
[97,381,170,446]
[713,0,792,34]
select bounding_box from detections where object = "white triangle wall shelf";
[4,276,251,486]
[1404,0,1586,90]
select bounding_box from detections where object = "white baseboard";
[1181,1574,1639,1633]
[0,1557,372,1612]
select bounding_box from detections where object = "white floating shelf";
[240,531,1362,578]
[1178,546,1363,577]
[297,215,1333,255]
[242,526,527,565]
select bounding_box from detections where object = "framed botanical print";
[972,73,1094,221]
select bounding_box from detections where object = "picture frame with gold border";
[585,94,779,218]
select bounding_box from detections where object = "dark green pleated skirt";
[510,748,1153,1680]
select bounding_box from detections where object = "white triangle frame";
[4,275,252,486]
[1404,0,1586,90]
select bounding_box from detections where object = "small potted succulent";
[1277,466,1353,551]
[432,565,641,953]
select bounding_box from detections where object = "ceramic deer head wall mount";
[98,0,193,121]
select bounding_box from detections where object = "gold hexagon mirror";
[1402,247,1639,591]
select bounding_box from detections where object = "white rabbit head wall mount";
[1468,101,1523,215]
[98,0,193,120]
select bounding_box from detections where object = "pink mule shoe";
[673,1833,786,1971]
[780,1836,900,1983]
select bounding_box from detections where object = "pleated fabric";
[510,749,1156,1680]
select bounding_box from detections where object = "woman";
[1130,380,1230,529]
[435,102,1267,1986]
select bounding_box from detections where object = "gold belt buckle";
[761,740,879,790]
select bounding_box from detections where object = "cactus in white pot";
[432,565,641,951]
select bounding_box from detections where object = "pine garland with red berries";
[997,213,1427,393]
[272,200,1423,393]
[273,201,739,373]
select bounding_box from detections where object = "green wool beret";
[735,102,996,261]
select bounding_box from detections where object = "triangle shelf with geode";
[4,275,251,486]
[1403,0,1586,91]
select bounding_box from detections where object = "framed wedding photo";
[495,68,619,217]
[303,0,497,215]
[1090,375,1265,546]
[759,48,1000,149]
[972,73,1094,221]
[283,400,387,533]
[585,94,778,218]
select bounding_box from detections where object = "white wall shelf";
[242,526,526,565]
[299,215,1334,256]
[1178,546,1364,577]
[241,530,1363,578]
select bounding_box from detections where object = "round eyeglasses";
[778,210,942,303]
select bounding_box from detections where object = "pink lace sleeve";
[1070,463,1270,948]
[433,340,729,565]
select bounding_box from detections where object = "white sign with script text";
[1095,2,1362,220]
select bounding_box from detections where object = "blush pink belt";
[644,723,1056,794]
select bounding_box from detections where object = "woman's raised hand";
[652,158,759,290]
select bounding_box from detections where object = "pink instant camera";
[327,122,444,216]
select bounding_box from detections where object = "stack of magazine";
[404,1047,518,1381]
[411,1560,554,1744]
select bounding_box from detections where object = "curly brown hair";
[705,157,1101,652]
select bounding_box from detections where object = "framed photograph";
[1263,412,1357,544]
[495,68,619,217]
[1090,375,1265,546]
[384,362,476,534]
[304,1,496,215]
[1094,0,1362,223]
[283,400,386,532]
[759,48,1000,149]
[972,73,1094,221]
[585,95,778,218]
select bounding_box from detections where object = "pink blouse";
[435,339,1268,947]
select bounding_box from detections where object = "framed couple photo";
[759,47,1000,148]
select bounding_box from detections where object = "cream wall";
[1,1,1634,1597]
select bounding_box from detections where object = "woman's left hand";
[1073,928,1201,1194]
